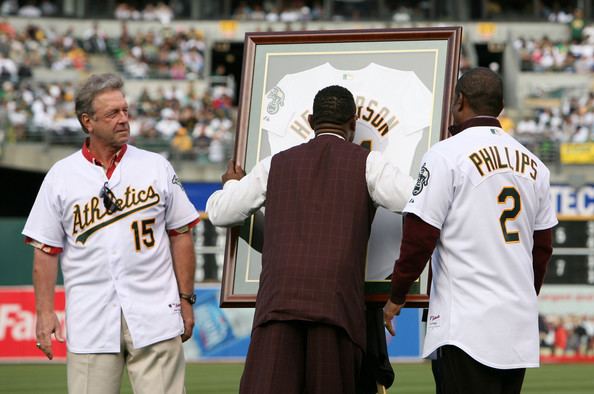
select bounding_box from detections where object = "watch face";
[189,294,197,304]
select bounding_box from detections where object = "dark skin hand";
[222,160,245,184]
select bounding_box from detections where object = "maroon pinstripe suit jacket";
[253,134,376,349]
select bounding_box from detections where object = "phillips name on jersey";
[467,129,538,180]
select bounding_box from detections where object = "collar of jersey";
[448,116,501,136]
[315,132,345,140]
[82,138,128,179]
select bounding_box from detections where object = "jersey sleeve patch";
[412,163,430,196]
[172,174,184,190]
[266,86,285,115]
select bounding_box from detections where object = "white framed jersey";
[261,62,432,279]
[404,125,558,368]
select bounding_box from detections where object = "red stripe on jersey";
[168,217,201,236]
[24,237,63,255]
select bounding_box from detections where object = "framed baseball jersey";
[220,28,462,307]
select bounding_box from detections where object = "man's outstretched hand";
[222,160,246,184]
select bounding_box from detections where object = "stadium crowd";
[509,91,594,142]
[0,78,234,163]
[0,23,88,78]
[513,9,594,73]
[496,89,594,163]
[2,5,594,167]
[110,24,206,80]
[0,21,207,81]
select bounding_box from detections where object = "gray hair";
[75,73,124,133]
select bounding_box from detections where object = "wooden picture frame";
[220,27,462,307]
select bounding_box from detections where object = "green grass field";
[0,362,592,393]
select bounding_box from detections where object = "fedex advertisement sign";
[0,287,66,360]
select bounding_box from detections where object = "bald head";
[455,67,503,117]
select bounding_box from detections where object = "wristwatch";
[179,292,196,304]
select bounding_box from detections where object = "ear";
[453,92,465,114]
[80,113,93,133]
[308,114,315,130]
[456,92,464,109]
[349,115,357,130]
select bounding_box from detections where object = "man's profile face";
[87,89,130,148]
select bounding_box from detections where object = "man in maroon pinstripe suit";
[207,86,413,393]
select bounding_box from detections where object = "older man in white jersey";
[23,73,199,394]
[383,67,557,394]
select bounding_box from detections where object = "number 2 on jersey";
[131,219,156,251]
[497,187,521,243]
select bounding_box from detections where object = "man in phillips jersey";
[383,68,557,394]
[23,73,199,394]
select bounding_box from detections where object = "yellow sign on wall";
[477,23,497,40]
[560,142,594,164]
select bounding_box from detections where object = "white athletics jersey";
[262,62,432,279]
[405,124,558,368]
[23,145,199,353]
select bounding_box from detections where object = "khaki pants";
[67,314,186,394]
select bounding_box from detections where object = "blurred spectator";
[1,0,18,16]
[156,107,182,139]
[18,1,41,17]
[569,8,585,43]
[0,52,17,81]
[115,2,141,20]
[0,18,15,37]
[83,21,107,53]
[392,6,412,22]
[40,0,57,16]
[193,124,211,164]
[554,318,569,356]
[170,126,193,159]
[115,1,173,23]
[208,136,225,163]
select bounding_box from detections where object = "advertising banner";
[560,143,594,165]
[0,287,66,361]
[184,284,254,361]
[185,285,422,361]
[551,184,594,218]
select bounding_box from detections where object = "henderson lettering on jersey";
[290,110,311,139]
[468,145,538,180]
[287,96,400,140]
[72,185,161,244]
[355,96,399,136]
